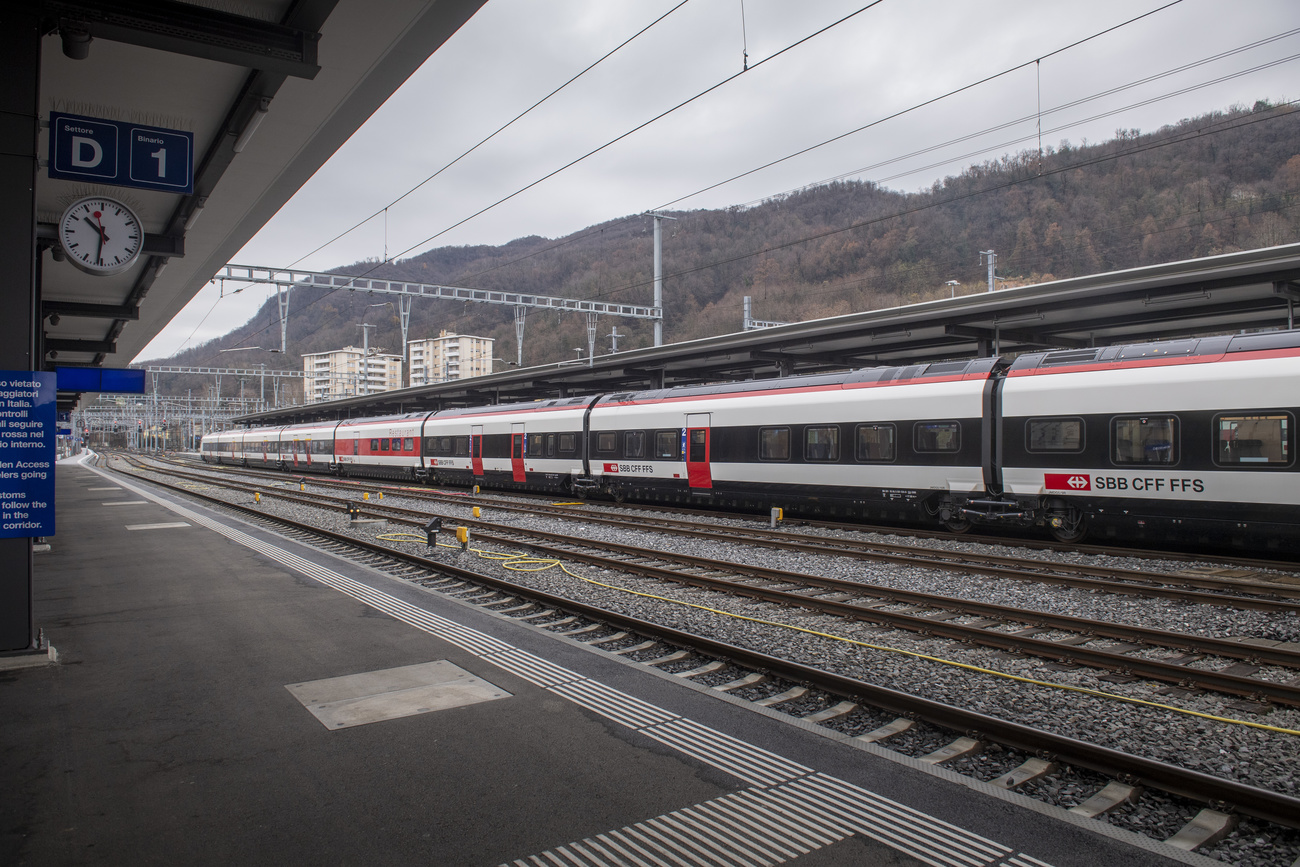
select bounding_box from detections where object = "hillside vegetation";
[155,102,1300,401]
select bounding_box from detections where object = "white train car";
[240,424,288,469]
[335,413,429,480]
[584,359,999,522]
[420,398,596,491]
[200,427,245,465]
[277,420,341,474]
[993,331,1300,549]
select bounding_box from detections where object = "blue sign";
[56,366,146,394]
[49,112,193,195]
[0,372,55,539]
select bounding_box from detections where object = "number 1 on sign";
[151,147,165,178]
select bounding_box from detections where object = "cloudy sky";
[138,0,1300,361]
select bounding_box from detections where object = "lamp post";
[945,280,960,298]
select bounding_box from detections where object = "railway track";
[169,452,1300,574]
[129,456,1300,708]
[155,455,1300,606]
[101,453,1300,852]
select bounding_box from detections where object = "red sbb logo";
[603,462,619,473]
[1044,473,1091,491]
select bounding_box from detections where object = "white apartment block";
[301,346,404,402]
[408,331,495,385]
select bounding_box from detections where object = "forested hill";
[157,101,1300,393]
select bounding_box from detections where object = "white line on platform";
[102,501,149,506]
[87,487,121,491]
[125,522,191,531]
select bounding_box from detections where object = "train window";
[758,427,790,461]
[689,429,708,462]
[855,424,896,461]
[804,426,840,462]
[915,422,961,453]
[403,437,415,452]
[624,430,646,458]
[558,433,577,455]
[380,438,390,451]
[370,439,380,451]
[1026,418,1084,453]
[546,434,556,457]
[389,437,400,451]
[1112,416,1177,465]
[455,436,471,457]
[654,430,679,460]
[1214,414,1291,466]
[527,433,545,456]
[596,431,617,453]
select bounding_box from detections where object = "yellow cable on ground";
[390,533,1300,737]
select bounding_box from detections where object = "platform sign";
[48,112,193,195]
[0,372,55,538]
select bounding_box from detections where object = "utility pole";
[644,212,677,346]
[980,250,997,293]
[609,326,623,352]
[357,322,376,396]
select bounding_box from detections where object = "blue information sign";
[49,112,193,195]
[0,372,56,539]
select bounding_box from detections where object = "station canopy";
[35,0,486,410]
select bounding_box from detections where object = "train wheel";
[1049,511,1088,544]
[943,517,972,534]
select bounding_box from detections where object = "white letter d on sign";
[71,136,103,168]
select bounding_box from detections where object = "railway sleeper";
[918,736,984,766]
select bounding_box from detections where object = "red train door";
[291,438,300,469]
[686,413,712,490]
[471,425,484,477]
[511,423,525,483]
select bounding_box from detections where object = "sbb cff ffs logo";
[1044,473,1091,491]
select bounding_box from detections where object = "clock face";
[59,196,144,276]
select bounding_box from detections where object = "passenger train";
[201,331,1300,553]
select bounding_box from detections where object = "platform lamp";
[945,280,960,298]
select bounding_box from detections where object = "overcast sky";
[137,0,1300,362]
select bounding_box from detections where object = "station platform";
[0,454,1211,866]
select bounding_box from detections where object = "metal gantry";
[216,264,664,365]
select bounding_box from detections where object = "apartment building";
[301,345,404,402]
[407,331,495,385]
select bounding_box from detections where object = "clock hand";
[83,215,109,241]
[92,211,108,264]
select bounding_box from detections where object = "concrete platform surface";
[0,456,1213,866]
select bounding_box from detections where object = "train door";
[291,437,300,469]
[686,413,712,490]
[304,436,313,467]
[471,425,484,477]
[511,422,525,483]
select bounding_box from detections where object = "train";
[201,330,1300,553]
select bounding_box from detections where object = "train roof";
[336,412,431,428]
[1008,330,1300,373]
[429,396,599,420]
[594,357,1004,405]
